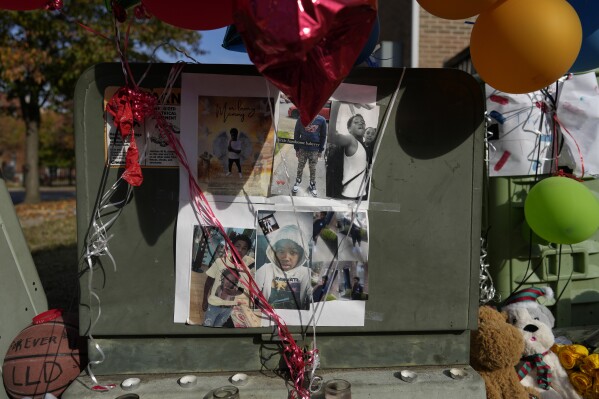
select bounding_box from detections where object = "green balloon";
[521,221,550,246]
[524,176,599,244]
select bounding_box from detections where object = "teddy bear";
[470,305,540,399]
[502,287,581,399]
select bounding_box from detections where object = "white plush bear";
[502,287,581,399]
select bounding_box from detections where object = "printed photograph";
[258,213,280,236]
[311,261,369,302]
[270,103,329,198]
[254,209,368,326]
[188,225,261,328]
[196,95,276,196]
[311,210,369,301]
[255,211,314,311]
[325,101,380,200]
[311,210,369,263]
[269,98,379,201]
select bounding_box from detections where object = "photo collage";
[187,210,369,328]
[175,74,379,327]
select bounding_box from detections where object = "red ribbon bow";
[106,87,157,187]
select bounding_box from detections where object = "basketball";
[2,309,83,399]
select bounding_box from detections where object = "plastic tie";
[32,308,63,325]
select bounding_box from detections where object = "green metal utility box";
[486,175,599,328]
[62,63,486,398]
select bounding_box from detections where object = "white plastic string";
[266,87,309,248]
[485,86,566,176]
[479,236,498,305]
[309,67,407,325]
[265,84,311,328]
[113,16,130,86]
[158,62,185,105]
[265,84,333,386]
[82,91,152,390]
[292,69,406,389]
[83,179,131,390]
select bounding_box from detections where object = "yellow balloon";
[471,0,582,94]
[417,0,498,20]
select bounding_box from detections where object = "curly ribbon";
[553,113,585,180]
[45,0,63,10]
[103,63,314,397]
[479,236,498,305]
[105,87,152,186]
[50,3,212,392]
[101,61,319,399]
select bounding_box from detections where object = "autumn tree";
[0,102,25,156]
[39,107,75,185]
[0,2,204,202]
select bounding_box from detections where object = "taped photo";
[255,209,368,326]
[196,95,275,196]
[187,226,261,328]
[270,85,379,203]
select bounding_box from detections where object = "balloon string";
[125,65,313,398]
[51,7,113,42]
[73,8,137,386]
[83,176,134,392]
[552,109,560,175]
[306,68,406,330]
[553,114,585,180]
[265,84,323,391]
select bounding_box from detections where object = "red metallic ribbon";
[105,87,158,186]
[106,84,315,398]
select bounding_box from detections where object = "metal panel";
[487,176,599,327]
[0,173,48,399]
[73,64,484,375]
[84,332,471,374]
[63,366,485,399]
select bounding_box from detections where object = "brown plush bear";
[471,306,539,399]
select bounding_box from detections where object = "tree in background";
[0,2,204,203]
[39,107,75,185]
[0,105,25,157]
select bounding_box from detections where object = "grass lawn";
[15,199,79,314]
[275,130,292,156]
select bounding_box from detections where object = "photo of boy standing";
[292,114,327,197]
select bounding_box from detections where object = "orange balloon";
[471,0,582,94]
[417,0,497,19]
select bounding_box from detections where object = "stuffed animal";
[502,287,581,399]
[470,305,539,399]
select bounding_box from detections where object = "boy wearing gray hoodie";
[255,224,312,310]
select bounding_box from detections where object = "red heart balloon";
[0,0,47,10]
[233,0,377,126]
[143,0,233,31]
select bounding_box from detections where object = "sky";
[193,27,252,65]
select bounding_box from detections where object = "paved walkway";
[312,232,369,263]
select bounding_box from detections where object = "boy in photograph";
[334,114,368,199]
[328,106,381,200]
[202,234,254,327]
[226,128,243,177]
[292,115,327,197]
[255,225,312,310]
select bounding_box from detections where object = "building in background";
[378,0,475,70]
